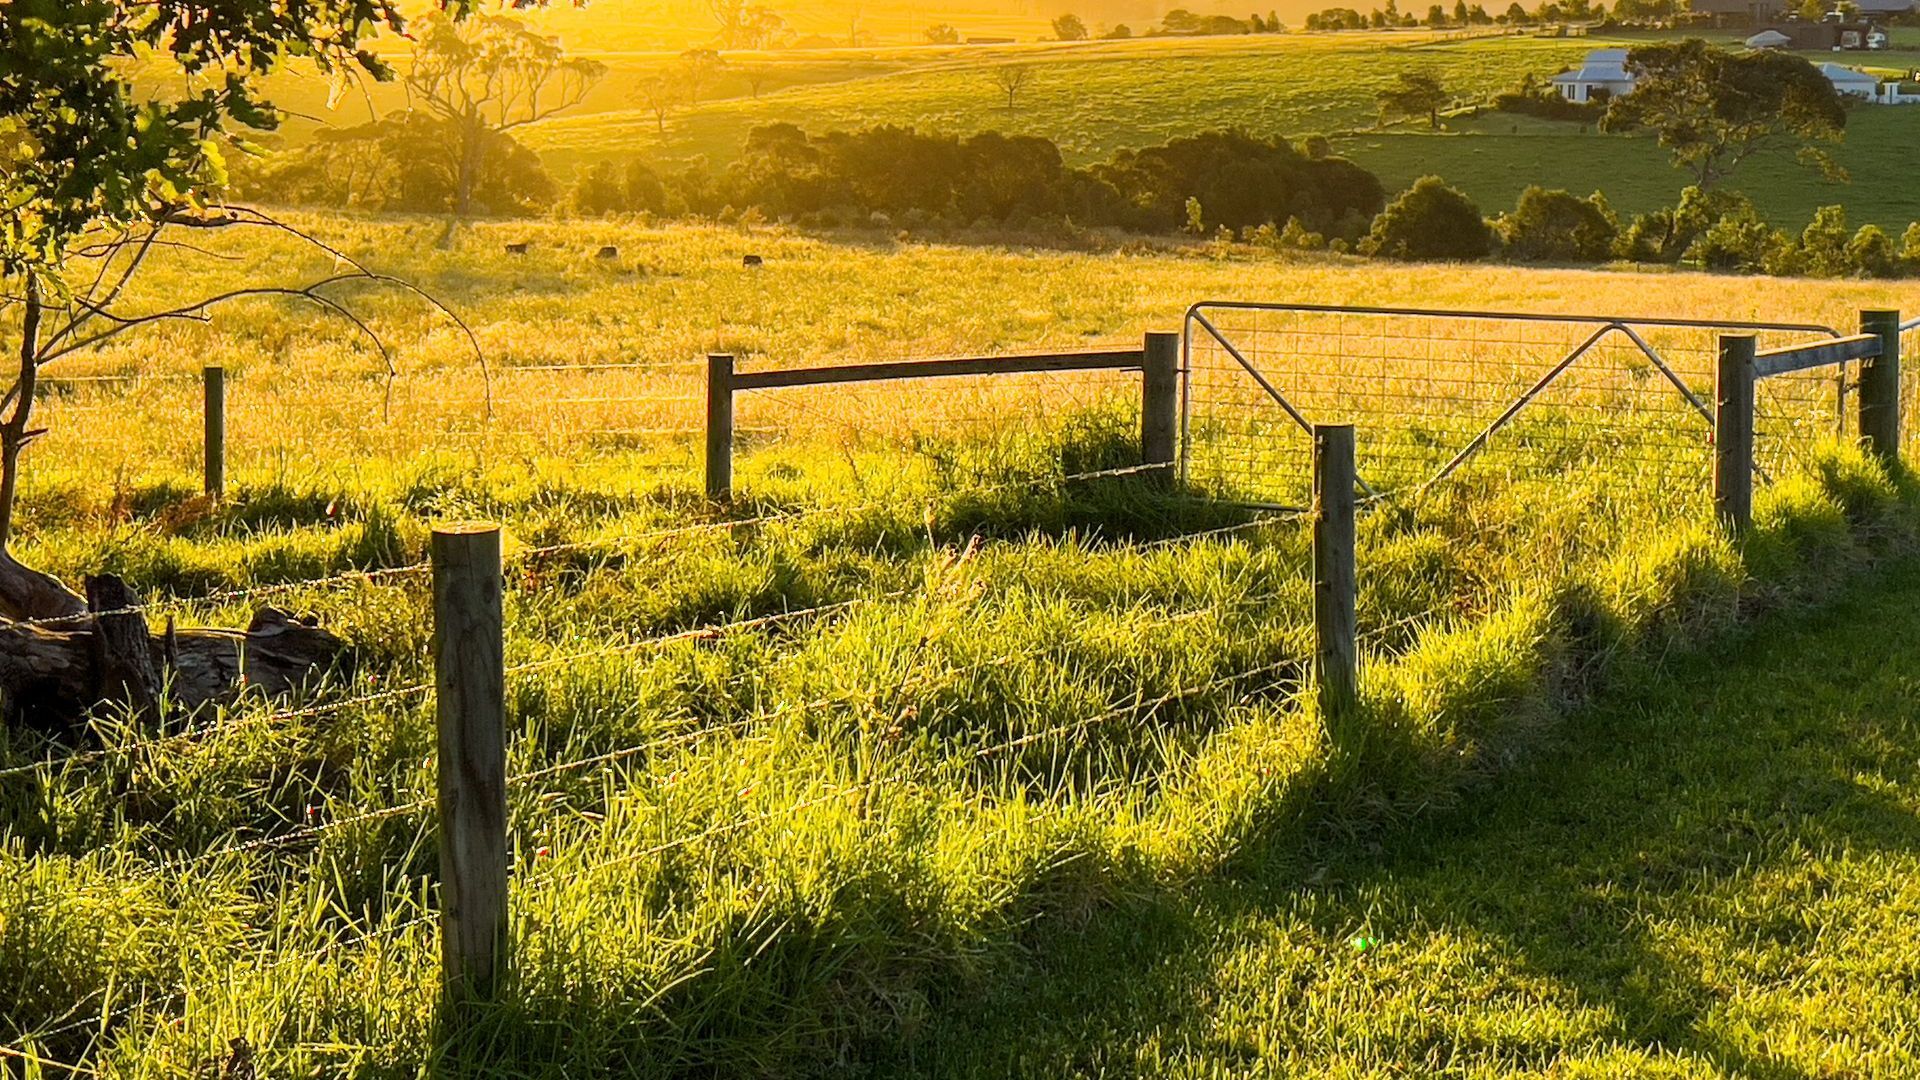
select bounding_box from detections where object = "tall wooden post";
[1859,309,1901,465]
[202,365,225,499]
[1715,335,1756,534]
[706,354,734,501]
[1140,332,1180,486]
[1313,424,1357,723]
[433,523,507,1009]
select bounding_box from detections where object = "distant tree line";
[1302,175,1919,280]
[1306,0,1610,30]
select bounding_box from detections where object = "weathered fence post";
[1141,332,1180,486]
[1715,335,1756,534]
[202,365,225,499]
[1859,309,1901,464]
[1312,423,1357,722]
[706,353,734,501]
[433,523,507,1011]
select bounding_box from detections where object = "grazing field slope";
[901,556,1920,1077]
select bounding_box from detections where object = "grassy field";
[245,21,1920,231]
[892,553,1920,1077]
[501,29,1920,229]
[515,32,1599,171]
[3,216,1918,1075]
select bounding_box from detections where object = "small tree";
[1498,186,1617,262]
[1900,222,1920,272]
[991,65,1035,110]
[707,0,788,48]
[1847,224,1898,278]
[1053,13,1091,39]
[740,63,773,98]
[679,48,724,105]
[1794,204,1854,277]
[926,23,963,43]
[1602,40,1847,191]
[641,75,681,134]
[1682,211,1786,274]
[1378,71,1449,129]
[0,0,501,621]
[1365,176,1491,260]
[405,13,607,218]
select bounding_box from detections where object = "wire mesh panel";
[1182,303,1846,511]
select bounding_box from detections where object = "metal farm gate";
[1180,302,1854,510]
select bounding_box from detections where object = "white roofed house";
[1818,62,1881,99]
[1549,49,1638,103]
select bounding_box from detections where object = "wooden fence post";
[433,523,507,1010]
[202,365,225,499]
[706,354,734,501]
[1140,332,1180,485]
[1859,309,1901,464]
[1312,423,1357,722]
[1715,335,1756,534]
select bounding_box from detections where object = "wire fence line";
[14,306,1900,1071]
[1,580,1305,1075]
[0,496,1279,806]
[6,461,1177,635]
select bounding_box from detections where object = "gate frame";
[1178,301,1843,499]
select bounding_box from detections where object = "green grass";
[891,547,1920,1077]
[1341,107,1920,231]
[3,215,1919,1075]
[495,29,1920,230]
[517,33,1601,173]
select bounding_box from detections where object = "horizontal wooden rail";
[731,349,1145,391]
[1753,333,1882,378]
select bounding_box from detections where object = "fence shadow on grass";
[867,560,1920,1078]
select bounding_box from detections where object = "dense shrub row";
[1232,174,1920,280]
[1360,177,1920,278]
[245,119,1920,281]
[247,123,1385,242]
[568,125,1386,240]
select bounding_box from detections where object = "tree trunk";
[0,279,43,549]
[0,573,349,732]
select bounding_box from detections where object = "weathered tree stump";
[0,569,349,731]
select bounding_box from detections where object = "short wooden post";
[1859,309,1901,465]
[1715,335,1756,534]
[202,365,225,499]
[1312,424,1357,722]
[1140,332,1180,485]
[433,523,507,1009]
[706,354,734,501]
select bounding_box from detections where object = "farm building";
[1819,62,1883,98]
[1748,18,1887,49]
[1549,48,1638,102]
[1689,0,1786,25]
